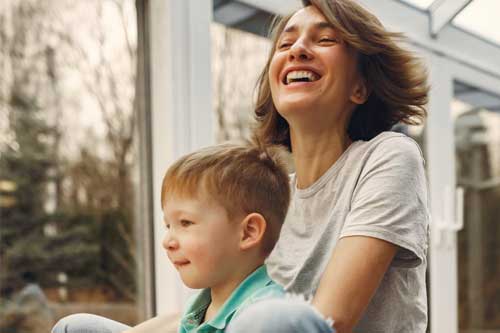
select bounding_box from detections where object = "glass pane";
[453,80,500,331]
[0,0,147,331]
[453,0,500,46]
[211,22,271,143]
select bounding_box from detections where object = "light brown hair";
[254,0,429,150]
[161,143,291,254]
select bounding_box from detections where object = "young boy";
[51,143,290,333]
[143,143,290,333]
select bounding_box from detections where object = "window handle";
[434,185,464,248]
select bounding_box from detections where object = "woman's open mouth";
[282,70,322,87]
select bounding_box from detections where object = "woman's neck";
[291,128,352,189]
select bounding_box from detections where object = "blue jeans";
[227,298,335,333]
[51,313,131,333]
[51,299,335,333]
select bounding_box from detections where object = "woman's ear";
[240,213,267,251]
[350,77,370,105]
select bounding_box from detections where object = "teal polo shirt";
[178,265,284,333]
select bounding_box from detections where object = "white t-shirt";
[266,131,430,333]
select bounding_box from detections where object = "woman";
[228,0,429,332]
[52,0,429,332]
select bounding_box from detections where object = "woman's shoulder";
[355,131,425,166]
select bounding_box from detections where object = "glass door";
[453,80,500,332]
[0,0,153,330]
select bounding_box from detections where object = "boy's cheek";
[186,241,209,257]
[161,234,169,250]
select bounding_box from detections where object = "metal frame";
[135,0,156,320]
[429,0,472,37]
[424,51,458,333]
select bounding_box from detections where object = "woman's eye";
[165,224,170,230]
[278,42,292,49]
[319,38,337,43]
[180,219,193,227]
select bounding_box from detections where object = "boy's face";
[162,194,242,289]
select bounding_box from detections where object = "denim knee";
[227,298,335,333]
[51,313,131,333]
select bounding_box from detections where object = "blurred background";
[0,0,499,333]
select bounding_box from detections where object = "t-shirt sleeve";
[340,136,430,268]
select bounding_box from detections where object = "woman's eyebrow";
[314,21,335,31]
[283,21,335,34]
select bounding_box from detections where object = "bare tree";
[211,23,270,143]
[52,0,138,301]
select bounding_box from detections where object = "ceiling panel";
[453,0,500,46]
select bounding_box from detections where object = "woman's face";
[269,6,366,126]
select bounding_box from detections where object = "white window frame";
[148,0,213,315]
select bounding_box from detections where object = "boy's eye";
[180,219,194,227]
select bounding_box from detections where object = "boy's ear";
[239,213,266,251]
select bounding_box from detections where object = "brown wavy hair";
[254,0,429,150]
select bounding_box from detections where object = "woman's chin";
[277,100,319,118]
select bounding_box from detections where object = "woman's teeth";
[286,70,320,84]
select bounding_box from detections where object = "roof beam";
[238,0,301,15]
[429,0,472,37]
[214,1,258,26]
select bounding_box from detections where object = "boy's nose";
[162,233,179,251]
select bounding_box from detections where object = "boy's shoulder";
[231,266,284,318]
[235,279,284,316]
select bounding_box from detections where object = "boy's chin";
[180,276,206,290]
[184,282,206,290]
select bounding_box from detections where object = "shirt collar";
[182,265,273,331]
[179,288,211,331]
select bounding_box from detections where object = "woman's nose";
[288,39,312,62]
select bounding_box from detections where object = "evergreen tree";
[0,89,54,290]
[0,0,100,295]
[1,0,138,303]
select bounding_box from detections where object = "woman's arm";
[312,138,428,332]
[312,235,398,333]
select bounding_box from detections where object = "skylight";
[453,0,500,46]
[399,0,500,47]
